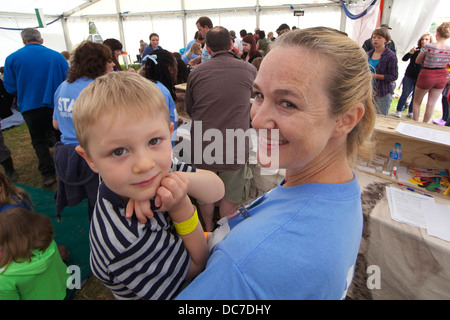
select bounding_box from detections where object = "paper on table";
[386,186,431,228]
[425,203,450,242]
[396,122,450,146]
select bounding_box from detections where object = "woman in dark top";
[395,33,433,118]
[241,35,262,64]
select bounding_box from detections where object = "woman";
[141,33,163,60]
[395,33,433,118]
[176,27,375,300]
[53,41,115,219]
[103,38,123,71]
[182,41,202,65]
[241,34,262,64]
[256,30,270,56]
[413,22,450,123]
[367,27,398,115]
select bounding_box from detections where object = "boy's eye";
[111,148,127,157]
[149,138,161,146]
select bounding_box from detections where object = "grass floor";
[1,95,445,300]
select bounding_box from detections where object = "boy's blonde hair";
[73,72,170,153]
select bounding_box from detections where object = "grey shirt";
[185,51,257,171]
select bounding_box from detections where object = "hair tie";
[142,54,158,65]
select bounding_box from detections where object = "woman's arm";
[415,50,426,65]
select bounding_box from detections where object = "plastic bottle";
[386,143,402,172]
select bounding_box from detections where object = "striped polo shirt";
[89,158,196,300]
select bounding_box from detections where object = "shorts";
[416,68,448,90]
[198,163,253,205]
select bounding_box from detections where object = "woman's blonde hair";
[273,27,375,162]
[72,72,170,153]
[436,22,450,39]
[186,42,202,60]
[0,207,53,272]
[417,32,434,48]
[0,171,32,209]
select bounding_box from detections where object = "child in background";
[0,171,32,213]
[141,49,180,143]
[0,207,69,300]
[73,72,224,300]
[53,40,115,220]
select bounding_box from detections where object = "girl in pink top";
[413,22,450,123]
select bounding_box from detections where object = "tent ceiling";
[0,0,339,18]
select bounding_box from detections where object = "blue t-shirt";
[176,175,363,300]
[154,81,178,146]
[3,43,69,113]
[369,58,380,74]
[53,78,94,146]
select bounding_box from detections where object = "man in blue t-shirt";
[3,28,69,187]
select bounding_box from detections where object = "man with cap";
[363,24,396,53]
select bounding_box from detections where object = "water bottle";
[386,143,402,172]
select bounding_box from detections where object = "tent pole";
[61,16,73,52]
[256,0,261,30]
[181,0,188,49]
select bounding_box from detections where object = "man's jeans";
[21,107,59,178]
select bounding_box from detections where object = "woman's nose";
[251,101,275,130]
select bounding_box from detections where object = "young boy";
[72,72,224,300]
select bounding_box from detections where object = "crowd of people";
[0,16,448,300]
[365,23,450,124]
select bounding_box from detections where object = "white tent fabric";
[0,0,448,68]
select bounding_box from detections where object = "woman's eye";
[254,92,263,100]
[111,148,127,157]
[281,100,297,109]
[149,138,161,146]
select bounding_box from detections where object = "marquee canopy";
[0,0,446,67]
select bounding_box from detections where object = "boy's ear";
[333,103,365,137]
[75,146,99,173]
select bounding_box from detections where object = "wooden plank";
[371,115,450,172]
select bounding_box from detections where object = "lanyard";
[207,192,268,253]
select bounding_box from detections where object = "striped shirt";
[422,44,450,69]
[89,157,196,300]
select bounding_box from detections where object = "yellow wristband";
[173,206,199,236]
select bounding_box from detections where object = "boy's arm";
[169,196,208,279]
[157,174,208,279]
[180,169,225,204]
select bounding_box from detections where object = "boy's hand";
[156,172,190,215]
[125,198,155,224]
[125,172,190,224]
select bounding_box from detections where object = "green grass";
[388,90,445,121]
[2,123,55,190]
